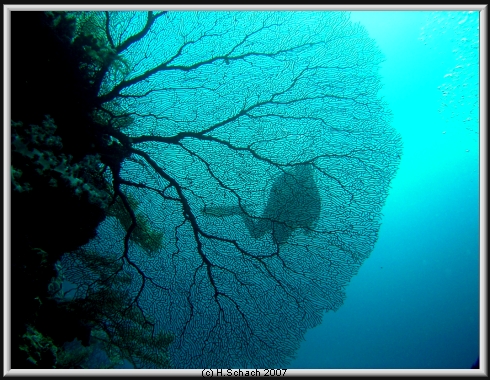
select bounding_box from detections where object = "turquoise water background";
[291,11,480,369]
[36,10,480,370]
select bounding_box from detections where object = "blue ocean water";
[45,10,481,371]
[291,10,480,369]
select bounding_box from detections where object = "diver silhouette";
[203,164,321,245]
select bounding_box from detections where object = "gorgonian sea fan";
[62,10,402,368]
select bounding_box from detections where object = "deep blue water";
[53,10,481,371]
[291,10,480,369]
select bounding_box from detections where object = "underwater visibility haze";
[9,9,479,370]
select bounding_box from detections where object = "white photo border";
[4,4,487,377]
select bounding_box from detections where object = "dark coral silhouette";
[11,10,402,369]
